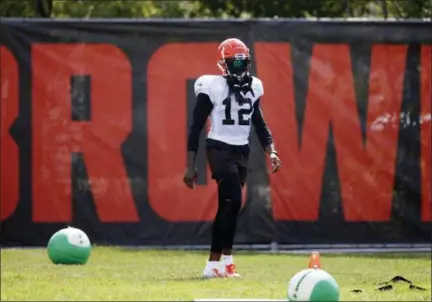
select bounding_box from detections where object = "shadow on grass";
[325,252,431,260]
[117,247,209,256]
[168,276,212,282]
[237,252,431,260]
[116,247,431,260]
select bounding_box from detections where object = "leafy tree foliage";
[1,0,430,19]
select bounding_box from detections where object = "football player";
[183,38,281,278]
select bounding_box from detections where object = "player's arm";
[251,99,281,172]
[251,98,274,152]
[184,93,213,189]
[186,93,213,167]
[183,76,214,189]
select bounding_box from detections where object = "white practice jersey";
[194,75,264,146]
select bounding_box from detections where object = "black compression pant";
[206,140,249,254]
[210,173,243,253]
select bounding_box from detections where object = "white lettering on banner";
[370,112,431,131]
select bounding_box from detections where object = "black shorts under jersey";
[206,138,249,186]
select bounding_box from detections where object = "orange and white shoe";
[202,261,225,278]
[224,263,241,278]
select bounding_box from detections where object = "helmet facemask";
[219,54,251,82]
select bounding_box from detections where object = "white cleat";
[224,263,241,278]
[202,261,225,278]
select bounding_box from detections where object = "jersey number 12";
[222,98,253,126]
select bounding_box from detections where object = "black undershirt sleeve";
[251,98,273,149]
[187,93,214,152]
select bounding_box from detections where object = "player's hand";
[269,152,281,173]
[183,167,198,189]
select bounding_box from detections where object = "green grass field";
[1,247,431,301]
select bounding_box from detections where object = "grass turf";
[1,247,431,301]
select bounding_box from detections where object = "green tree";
[385,0,431,19]
[0,0,430,19]
[193,0,353,18]
[0,0,190,18]
[194,0,431,19]
[1,0,40,17]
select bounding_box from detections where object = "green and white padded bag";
[287,268,340,301]
[47,226,91,265]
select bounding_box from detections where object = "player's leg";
[220,156,248,278]
[218,171,243,278]
[202,188,225,278]
[202,148,238,278]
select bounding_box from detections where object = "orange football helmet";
[217,38,251,80]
